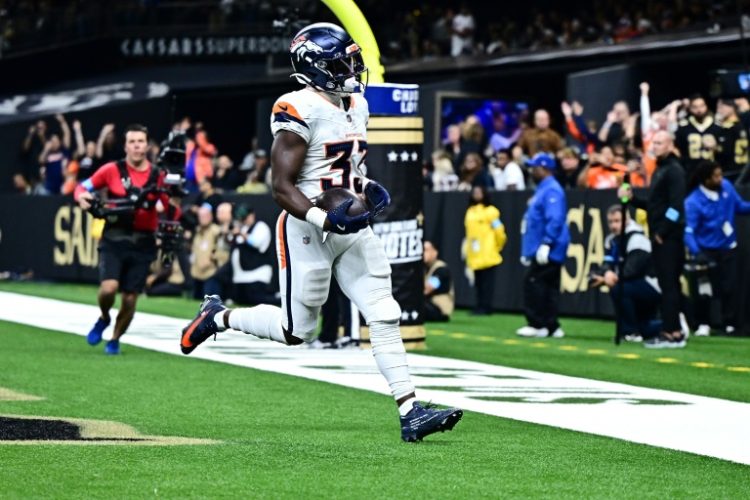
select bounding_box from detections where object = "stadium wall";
[2,189,749,332]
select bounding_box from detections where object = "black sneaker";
[180,295,226,355]
[400,402,463,442]
[669,334,687,348]
[643,334,686,349]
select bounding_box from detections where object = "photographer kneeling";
[591,205,661,343]
[74,124,182,355]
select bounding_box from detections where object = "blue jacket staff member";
[619,130,687,348]
[684,160,750,336]
[517,152,570,338]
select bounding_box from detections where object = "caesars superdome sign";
[120,35,288,59]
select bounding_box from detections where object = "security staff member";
[619,130,686,348]
[229,205,276,306]
[517,152,570,338]
[463,186,507,315]
[75,124,177,355]
[684,161,750,335]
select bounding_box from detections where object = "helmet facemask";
[317,51,367,95]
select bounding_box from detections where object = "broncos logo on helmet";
[289,22,367,96]
[290,36,325,63]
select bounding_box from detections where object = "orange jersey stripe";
[272,101,305,123]
[277,211,288,269]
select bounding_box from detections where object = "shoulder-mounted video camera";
[87,130,189,219]
[85,130,188,261]
[157,130,188,193]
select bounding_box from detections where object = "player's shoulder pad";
[351,92,370,115]
[272,90,313,130]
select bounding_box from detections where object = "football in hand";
[314,188,368,216]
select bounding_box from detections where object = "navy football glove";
[364,181,391,219]
[326,198,371,234]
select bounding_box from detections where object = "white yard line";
[2,291,749,465]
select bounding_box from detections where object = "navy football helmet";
[289,22,367,95]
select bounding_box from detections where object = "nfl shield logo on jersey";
[302,235,311,245]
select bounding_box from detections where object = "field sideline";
[1,281,749,498]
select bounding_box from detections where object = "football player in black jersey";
[675,94,722,176]
[716,99,749,183]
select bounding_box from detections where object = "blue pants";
[610,279,662,338]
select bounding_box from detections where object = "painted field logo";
[0,387,217,446]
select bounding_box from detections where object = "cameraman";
[591,205,661,343]
[229,205,276,306]
[74,124,180,355]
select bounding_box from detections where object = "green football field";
[1,281,749,498]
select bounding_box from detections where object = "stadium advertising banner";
[2,187,750,334]
[362,83,426,349]
[119,35,288,59]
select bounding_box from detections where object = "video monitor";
[436,92,529,152]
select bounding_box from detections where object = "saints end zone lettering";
[372,218,423,264]
[562,205,605,294]
[53,206,98,267]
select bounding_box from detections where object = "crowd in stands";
[425,81,750,193]
[0,0,743,60]
[16,114,271,197]
[14,112,278,306]
[13,81,750,250]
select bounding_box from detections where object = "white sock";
[369,320,416,402]
[227,304,287,344]
[212,311,228,332]
[398,398,417,417]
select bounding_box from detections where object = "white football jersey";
[270,87,369,199]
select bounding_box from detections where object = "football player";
[715,99,749,182]
[179,22,462,442]
[675,94,722,176]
